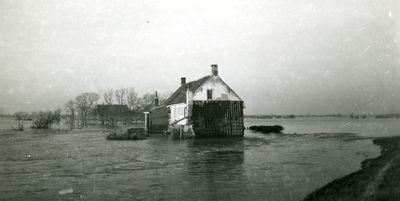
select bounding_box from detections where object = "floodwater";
[0,117,399,200]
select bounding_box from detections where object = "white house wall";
[192,77,241,101]
[168,103,187,125]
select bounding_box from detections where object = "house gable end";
[192,76,242,101]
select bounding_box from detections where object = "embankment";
[304,136,400,201]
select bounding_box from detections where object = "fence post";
[143,112,149,132]
[180,125,183,139]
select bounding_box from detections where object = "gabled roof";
[164,75,210,106]
[97,105,130,117]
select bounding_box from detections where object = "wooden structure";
[145,106,169,133]
[191,101,244,137]
[147,64,244,137]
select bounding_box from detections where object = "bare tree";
[115,88,127,105]
[75,93,100,125]
[104,89,114,105]
[135,92,172,112]
[53,108,62,125]
[65,100,75,125]
[159,92,173,105]
[138,93,155,111]
[127,87,138,110]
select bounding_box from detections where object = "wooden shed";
[147,64,244,137]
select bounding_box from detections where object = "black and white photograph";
[0,0,399,200]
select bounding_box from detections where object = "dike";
[303,136,400,201]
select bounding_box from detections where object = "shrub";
[14,111,29,120]
[32,111,56,128]
[11,122,24,130]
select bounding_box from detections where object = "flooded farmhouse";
[145,64,244,138]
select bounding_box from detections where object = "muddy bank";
[304,136,400,201]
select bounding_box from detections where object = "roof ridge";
[187,75,210,84]
[163,75,211,106]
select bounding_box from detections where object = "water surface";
[1,117,398,200]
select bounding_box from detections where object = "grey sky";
[1,0,399,115]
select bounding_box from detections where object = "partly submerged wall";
[191,101,244,137]
[149,106,169,133]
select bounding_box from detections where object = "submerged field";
[0,117,399,200]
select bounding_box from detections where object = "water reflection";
[187,138,245,175]
[185,138,248,200]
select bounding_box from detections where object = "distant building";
[97,105,131,125]
[146,64,244,137]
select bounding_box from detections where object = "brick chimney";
[154,91,159,107]
[181,77,186,85]
[211,64,218,76]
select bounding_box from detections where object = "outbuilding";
[97,104,131,125]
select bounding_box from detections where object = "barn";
[97,104,131,126]
[146,64,244,138]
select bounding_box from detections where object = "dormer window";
[207,89,213,100]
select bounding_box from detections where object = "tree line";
[102,88,169,111]
[9,88,171,128]
[12,109,62,130]
[63,88,170,126]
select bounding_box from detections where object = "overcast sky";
[1,0,399,115]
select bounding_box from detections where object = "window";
[207,89,213,100]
